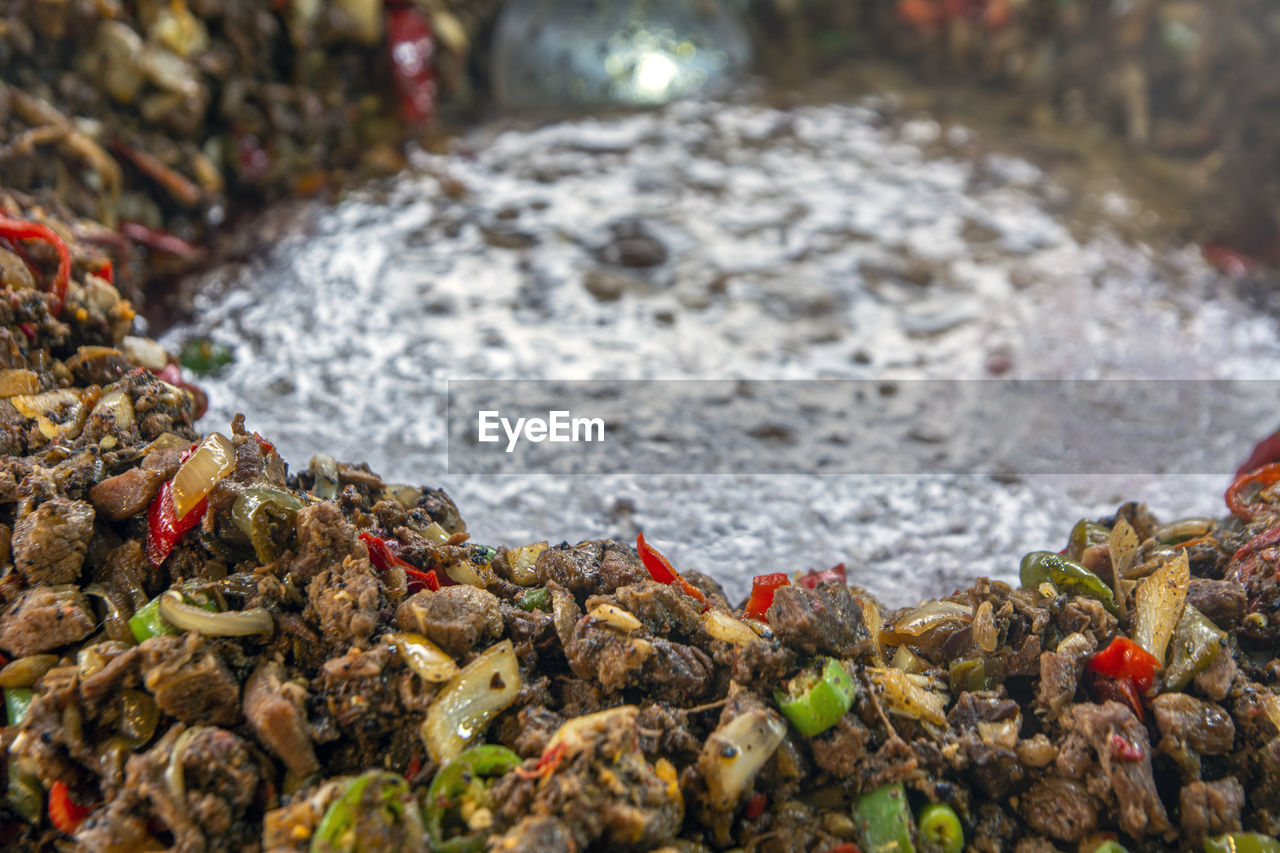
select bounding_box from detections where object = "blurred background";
[3,0,1279,602]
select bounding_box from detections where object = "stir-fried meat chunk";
[1152,693,1236,756]
[536,540,648,600]
[1180,777,1245,844]
[0,585,96,656]
[395,585,502,656]
[89,466,164,521]
[305,554,382,649]
[244,661,319,778]
[765,582,870,657]
[141,633,241,726]
[12,497,94,584]
[1019,776,1098,842]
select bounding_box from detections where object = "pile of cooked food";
[0,203,1277,853]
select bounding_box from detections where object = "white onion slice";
[384,631,459,683]
[421,639,520,762]
[170,432,235,519]
[699,708,786,811]
[701,609,761,646]
[158,592,274,636]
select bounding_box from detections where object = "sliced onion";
[503,542,547,586]
[1133,551,1189,663]
[11,389,87,440]
[309,454,340,500]
[699,708,786,812]
[122,335,169,371]
[545,705,638,757]
[588,603,642,633]
[701,609,761,646]
[865,667,949,727]
[384,631,459,683]
[90,387,135,430]
[158,592,274,636]
[171,432,235,519]
[0,369,38,398]
[880,600,972,647]
[77,641,130,679]
[166,725,212,814]
[0,654,58,688]
[421,639,521,762]
[972,600,997,653]
[84,584,134,644]
[977,717,1020,749]
[1108,518,1140,612]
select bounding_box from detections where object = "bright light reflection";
[634,51,680,99]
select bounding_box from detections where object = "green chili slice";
[231,486,306,564]
[1019,551,1119,616]
[129,588,218,642]
[516,587,551,612]
[425,744,523,852]
[1204,834,1280,853]
[4,687,33,727]
[311,770,421,853]
[774,658,857,738]
[1066,519,1110,561]
[1092,842,1130,853]
[853,781,916,853]
[917,802,963,853]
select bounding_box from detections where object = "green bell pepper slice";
[1204,834,1280,853]
[854,782,916,853]
[774,658,857,738]
[425,744,522,852]
[1019,551,1119,616]
[516,587,551,612]
[1092,842,1130,853]
[312,770,422,853]
[4,687,33,727]
[917,802,963,853]
[1164,605,1226,691]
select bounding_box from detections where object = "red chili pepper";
[799,563,847,589]
[17,322,37,342]
[360,532,448,592]
[0,216,70,316]
[94,259,114,285]
[48,780,91,835]
[1089,637,1161,692]
[1109,732,1145,762]
[515,741,566,780]
[744,792,768,819]
[406,567,441,593]
[1226,462,1280,522]
[253,432,275,456]
[387,3,437,126]
[743,573,791,622]
[823,845,862,853]
[1237,429,1280,478]
[146,480,208,567]
[636,532,708,610]
[1226,523,1280,592]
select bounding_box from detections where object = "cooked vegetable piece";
[1092,842,1130,853]
[917,802,963,853]
[1164,605,1225,691]
[636,532,708,609]
[128,589,218,642]
[1225,461,1280,521]
[157,592,273,636]
[854,782,916,853]
[948,657,997,694]
[311,771,423,853]
[7,761,41,823]
[0,216,69,315]
[5,687,33,726]
[1132,552,1189,662]
[385,632,459,682]
[1066,519,1110,561]
[744,572,791,621]
[1019,551,1119,615]
[774,658,856,737]
[865,667,948,727]
[1203,834,1280,853]
[421,640,521,762]
[146,480,208,566]
[702,608,764,646]
[798,563,847,588]
[699,707,786,812]
[231,486,305,563]
[48,780,90,835]
[516,587,550,612]
[170,433,235,519]
[1089,637,1161,692]
[424,745,522,851]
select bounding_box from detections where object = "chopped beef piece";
[1013,838,1060,853]
[244,661,319,778]
[508,705,564,758]
[305,554,382,649]
[1180,777,1245,844]
[12,496,94,584]
[1151,693,1235,755]
[88,466,164,521]
[1057,701,1173,840]
[79,645,142,712]
[811,713,870,777]
[1054,596,1117,644]
[141,633,241,726]
[564,618,715,703]
[490,816,579,853]
[1036,632,1094,719]
[1187,578,1248,627]
[395,585,502,656]
[536,540,647,601]
[1194,646,1238,701]
[284,502,365,584]
[1019,776,1098,842]
[765,583,870,658]
[0,585,95,656]
[605,580,703,637]
[731,640,797,691]
[636,703,702,762]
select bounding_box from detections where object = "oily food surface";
[0,203,1278,850]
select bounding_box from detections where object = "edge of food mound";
[0,203,1277,851]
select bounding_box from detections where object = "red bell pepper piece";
[1226,462,1280,522]
[799,563,847,589]
[146,480,208,567]
[0,216,70,316]
[1089,636,1161,692]
[360,532,445,592]
[48,780,91,835]
[1235,429,1280,478]
[387,3,437,126]
[743,573,791,621]
[636,532,708,610]
[744,792,768,819]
